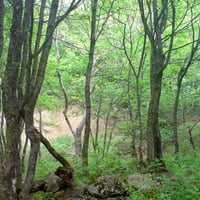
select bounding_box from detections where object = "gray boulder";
[88,174,128,198]
[128,172,161,191]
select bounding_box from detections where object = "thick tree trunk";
[137,0,175,165]
[146,49,164,162]
[146,76,163,161]
[0,117,22,200]
[20,110,40,200]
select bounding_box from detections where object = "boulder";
[87,174,128,198]
[44,173,62,192]
[128,173,153,190]
[31,166,73,193]
[128,172,161,191]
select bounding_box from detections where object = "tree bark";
[0,0,82,198]
[138,0,175,164]
[82,0,98,170]
[54,30,86,157]
[1,0,23,198]
[20,108,40,200]
[0,0,3,57]
[146,59,163,161]
[39,131,73,169]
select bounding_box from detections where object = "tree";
[138,0,175,163]
[82,0,115,170]
[0,0,82,199]
[120,14,147,166]
[54,29,86,157]
[172,2,200,154]
[82,0,98,170]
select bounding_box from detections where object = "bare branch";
[54,31,76,138]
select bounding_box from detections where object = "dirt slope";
[34,108,83,140]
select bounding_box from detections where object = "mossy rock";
[128,173,153,191]
[87,174,128,198]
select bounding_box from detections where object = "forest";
[0,0,200,199]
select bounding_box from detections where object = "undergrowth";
[32,134,200,200]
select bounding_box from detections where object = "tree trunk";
[55,30,85,157]
[75,113,85,156]
[82,0,98,169]
[0,0,82,198]
[0,117,22,200]
[0,0,3,57]
[173,82,181,154]
[137,0,176,165]
[146,76,163,161]
[0,0,23,198]
[39,131,73,169]
[172,25,200,154]
[20,109,40,200]
[146,49,164,162]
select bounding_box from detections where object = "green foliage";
[76,135,136,185]
[35,136,74,179]
[24,1,200,199]
[31,130,200,200]
[37,95,61,111]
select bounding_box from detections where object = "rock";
[31,166,73,193]
[128,173,153,190]
[31,180,45,192]
[44,173,62,192]
[87,174,128,198]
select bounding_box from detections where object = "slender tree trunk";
[136,78,144,166]
[93,96,102,152]
[103,100,113,156]
[172,25,200,154]
[0,0,3,57]
[54,30,85,157]
[173,82,181,154]
[127,69,137,158]
[82,0,97,169]
[0,1,4,194]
